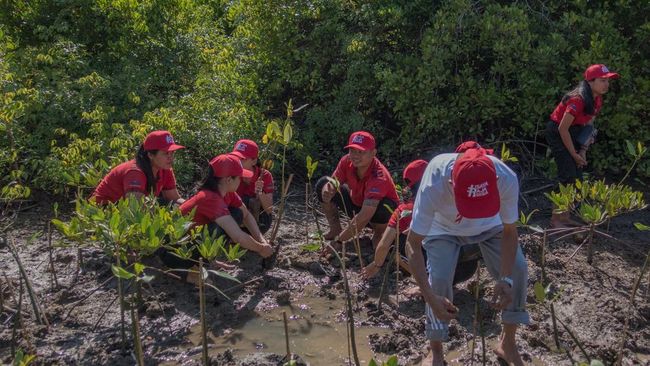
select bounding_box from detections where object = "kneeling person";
[230,139,274,234]
[316,131,399,248]
[179,154,274,259]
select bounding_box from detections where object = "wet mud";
[0,192,648,365]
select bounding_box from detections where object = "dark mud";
[0,190,648,365]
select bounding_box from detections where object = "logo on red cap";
[231,139,259,160]
[344,131,376,151]
[452,148,500,219]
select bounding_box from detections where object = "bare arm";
[337,199,378,242]
[161,188,185,204]
[258,192,273,214]
[240,204,266,243]
[214,214,269,256]
[558,113,586,166]
[361,226,397,278]
[406,230,457,321]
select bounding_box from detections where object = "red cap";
[209,154,254,179]
[143,130,185,152]
[231,139,259,160]
[584,64,619,80]
[455,141,493,155]
[344,131,376,151]
[403,160,428,188]
[452,149,500,219]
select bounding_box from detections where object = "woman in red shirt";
[91,130,185,205]
[230,139,274,234]
[545,64,619,226]
[179,154,274,259]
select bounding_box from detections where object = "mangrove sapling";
[367,355,398,366]
[326,177,365,267]
[12,348,36,366]
[198,258,209,366]
[615,244,650,365]
[283,311,292,361]
[130,299,144,366]
[10,277,23,356]
[324,241,361,366]
[469,262,485,366]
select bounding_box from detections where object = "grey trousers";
[423,225,529,341]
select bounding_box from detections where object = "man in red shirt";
[316,131,399,249]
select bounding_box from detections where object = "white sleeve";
[498,172,519,225]
[410,184,437,236]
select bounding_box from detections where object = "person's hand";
[322,182,336,203]
[572,153,587,168]
[426,295,458,322]
[258,243,275,258]
[491,281,513,310]
[361,262,381,279]
[254,178,264,196]
[209,259,236,271]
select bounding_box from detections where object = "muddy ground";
[0,188,648,365]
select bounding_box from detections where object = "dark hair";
[562,80,595,115]
[410,182,421,198]
[199,166,238,193]
[135,144,158,194]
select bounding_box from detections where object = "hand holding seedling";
[254,177,264,196]
[491,281,513,310]
[321,182,336,203]
[258,243,275,258]
[427,295,458,322]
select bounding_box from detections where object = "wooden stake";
[283,311,291,358]
[199,259,209,365]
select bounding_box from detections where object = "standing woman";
[546,64,619,227]
[179,154,274,259]
[91,130,185,205]
[230,139,274,234]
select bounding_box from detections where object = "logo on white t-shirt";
[352,134,364,144]
[466,181,489,198]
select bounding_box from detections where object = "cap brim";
[344,144,369,151]
[163,144,185,152]
[603,72,620,79]
[241,169,254,179]
[230,151,247,159]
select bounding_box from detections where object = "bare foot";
[404,285,422,298]
[420,350,445,366]
[493,340,524,366]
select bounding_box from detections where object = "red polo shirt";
[332,155,399,207]
[550,96,603,126]
[236,166,274,198]
[180,189,243,226]
[388,202,413,233]
[91,160,177,204]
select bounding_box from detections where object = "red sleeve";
[225,192,244,210]
[122,169,147,194]
[331,155,348,183]
[388,207,400,228]
[364,168,391,201]
[161,169,177,191]
[261,169,274,193]
[564,97,584,117]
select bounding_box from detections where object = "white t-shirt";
[410,153,519,237]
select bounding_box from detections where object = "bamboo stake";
[615,250,650,365]
[283,311,291,358]
[131,296,144,366]
[199,259,209,366]
[7,236,49,326]
[116,251,126,353]
[395,220,400,307]
[470,262,481,366]
[47,222,59,290]
[270,174,294,244]
[11,277,23,356]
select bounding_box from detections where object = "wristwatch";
[499,276,513,288]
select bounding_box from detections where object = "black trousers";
[545,120,594,185]
[240,195,273,234]
[157,207,243,277]
[315,176,397,224]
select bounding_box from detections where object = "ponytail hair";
[135,144,158,194]
[562,80,595,115]
[199,166,221,192]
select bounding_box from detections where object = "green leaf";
[368,360,379,366]
[134,262,145,275]
[301,243,321,252]
[590,360,605,366]
[385,355,398,366]
[626,140,636,156]
[534,281,545,303]
[207,269,240,283]
[111,265,135,280]
[283,123,293,145]
[634,222,650,231]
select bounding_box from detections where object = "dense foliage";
[1,0,648,197]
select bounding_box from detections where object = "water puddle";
[187,286,390,364]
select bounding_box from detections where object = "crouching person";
[407,143,529,366]
[315,131,399,252]
[230,139,274,234]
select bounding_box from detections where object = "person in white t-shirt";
[406,142,529,366]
